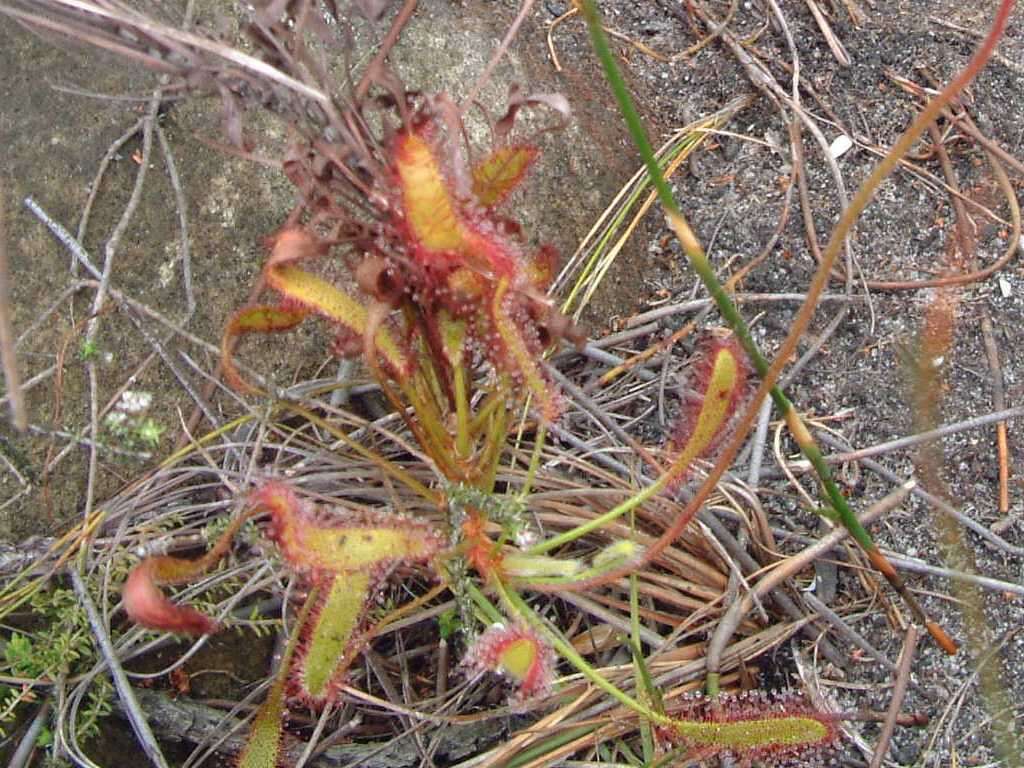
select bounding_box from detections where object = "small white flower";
[119,390,153,414]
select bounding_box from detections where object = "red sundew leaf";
[659,690,841,766]
[664,332,751,487]
[248,482,445,704]
[393,130,466,256]
[251,481,445,575]
[489,277,561,422]
[525,244,558,292]
[230,305,309,333]
[221,304,308,393]
[392,130,521,279]
[221,225,409,385]
[123,559,219,636]
[462,623,556,710]
[263,264,409,377]
[471,145,537,207]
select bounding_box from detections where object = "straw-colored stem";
[576,0,1013,654]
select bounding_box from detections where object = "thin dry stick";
[463,0,535,107]
[23,197,92,269]
[868,625,920,768]
[546,8,576,71]
[7,701,50,768]
[625,292,856,327]
[857,148,1020,290]
[695,510,846,669]
[726,0,859,284]
[23,200,234,470]
[803,0,851,66]
[881,552,1024,598]
[0,178,26,430]
[546,364,660,468]
[812,405,1024,465]
[0,1,333,108]
[705,481,915,682]
[81,90,160,526]
[292,702,334,768]
[155,122,195,317]
[814,431,1024,557]
[948,105,1024,178]
[69,568,171,768]
[76,116,146,255]
[980,313,1010,514]
[354,0,417,101]
[802,592,897,676]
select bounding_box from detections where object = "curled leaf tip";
[222,304,307,393]
[123,560,219,636]
[462,622,555,709]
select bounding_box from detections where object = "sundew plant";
[0,1,1019,767]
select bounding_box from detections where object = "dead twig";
[812,406,1024,466]
[868,625,920,768]
[0,178,26,431]
[813,429,1024,557]
[803,0,851,66]
[79,89,160,526]
[76,116,146,262]
[354,0,417,101]
[23,199,232,463]
[154,122,195,318]
[7,700,50,768]
[802,591,898,676]
[69,567,171,768]
[464,0,534,106]
[929,16,1024,76]
[980,313,1010,514]
[706,481,916,685]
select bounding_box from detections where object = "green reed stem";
[575,0,1012,654]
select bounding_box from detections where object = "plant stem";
[71,568,171,768]
[284,402,439,502]
[576,0,1013,655]
[453,360,471,459]
[491,578,669,725]
[518,422,547,499]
